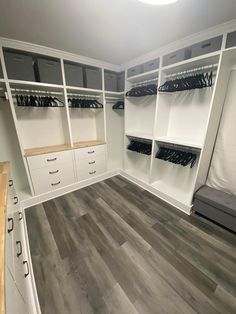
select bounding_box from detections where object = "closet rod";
[157,141,201,152]
[133,78,158,86]
[11,88,63,95]
[165,63,218,79]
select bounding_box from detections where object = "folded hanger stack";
[112,101,124,110]
[158,71,213,93]
[156,146,197,168]
[127,139,152,155]
[15,94,64,107]
[126,84,157,97]
[68,98,103,108]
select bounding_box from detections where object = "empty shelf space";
[156,136,202,149]
[73,140,106,149]
[24,144,72,157]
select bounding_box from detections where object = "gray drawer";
[127,64,143,77]
[4,50,35,81]
[117,72,125,92]
[143,58,159,72]
[64,61,84,87]
[36,57,63,84]
[105,71,117,92]
[0,62,3,78]
[226,31,236,49]
[191,36,223,58]
[163,48,191,67]
[85,68,102,90]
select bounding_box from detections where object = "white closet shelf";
[105,91,124,97]
[66,86,103,96]
[24,144,72,157]
[126,132,153,140]
[127,69,159,84]
[8,80,64,92]
[73,140,106,149]
[156,136,202,149]
[0,79,5,83]
[161,52,220,75]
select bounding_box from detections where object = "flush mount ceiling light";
[138,0,178,5]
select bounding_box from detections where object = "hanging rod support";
[165,63,218,79]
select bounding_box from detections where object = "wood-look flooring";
[25,176,236,314]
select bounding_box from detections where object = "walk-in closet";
[0,0,236,313]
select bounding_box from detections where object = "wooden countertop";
[0,161,9,314]
[73,140,106,149]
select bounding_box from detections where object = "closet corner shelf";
[127,69,159,84]
[73,140,106,149]
[126,132,153,140]
[161,51,220,75]
[66,86,103,96]
[156,136,202,149]
[105,91,125,97]
[24,144,72,157]
[8,80,64,92]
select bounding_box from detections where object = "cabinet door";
[5,213,15,277]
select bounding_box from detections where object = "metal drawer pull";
[13,196,18,205]
[89,171,96,175]
[23,261,29,278]
[88,151,95,154]
[88,161,95,165]
[7,218,14,233]
[19,211,23,221]
[9,180,13,187]
[51,181,61,186]
[16,241,22,257]
[47,157,57,162]
[49,170,59,174]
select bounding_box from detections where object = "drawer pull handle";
[19,211,23,221]
[9,180,13,187]
[13,196,18,205]
[88,151,95,154]
[23,261,29,278]
[51,181,61,186]
[47,157,57,162]
[88,161,95,165]
[49,170,59,174]
[8,218,14,233]
[89,171,96,175]
[16,241,22,257]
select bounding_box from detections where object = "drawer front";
[6,213,15,278]
[31,162,75,195]
[77,163,106,182]
[76,154,106,172]
[27,150,73,170]
[75,144,106,160]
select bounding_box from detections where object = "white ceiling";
[0,0,236,65]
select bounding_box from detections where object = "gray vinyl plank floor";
[25,176,236,314]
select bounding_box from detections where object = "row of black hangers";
[112,101,124,110]
[15,94,64,107]
[68,98,103,108]
[127,139,152,156]
[156,146,197,168]
[158,71,213,93]
[126,84,157,97]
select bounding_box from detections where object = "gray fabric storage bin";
[191,36,223,58]
[117,72,125,92]
[64,61,84,87]
[193,185,236,232]
[226,31,236,49]
[143,58,159,73]
[85,68,102,90]
[4,51,35,81]
[0,63,3,78]
[127,64,143,77]
[36,57,63,84]
[104,71,117,92]
[163,49,191,67]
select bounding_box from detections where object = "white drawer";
[75,144,106,160]
[76,154,106,171]
[27,150,73,170]
[30,162,75,195]
[77,162,106,182]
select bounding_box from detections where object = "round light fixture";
[138,0,178,5]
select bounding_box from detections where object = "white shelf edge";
[126,132,153,140]
[155,136,203,149]
[8,80,64,89]
[105,91,125,96]
[66,85,103,94]
[127,69,159,82]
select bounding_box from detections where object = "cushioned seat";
[193,185,236,232]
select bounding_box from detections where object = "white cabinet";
[74,144,106,160]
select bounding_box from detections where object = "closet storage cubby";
[127,58,159,78]
[85,66,102,90]
[64,60,84,87]
[226,31,236,49]
[36,56,63,85]
[104,70,125,92]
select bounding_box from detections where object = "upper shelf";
[126,132,153,140]
[66,86,103,96]
[127,69,159,84]
[9,80,64,92]
[156,136,203,149]
[105,91,124,98]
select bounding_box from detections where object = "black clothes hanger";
[68,98,103,108]
[16,94,64,107]
[158,71,213,93]
[112,101,124,110]
[156,146,197,168]
[127,140,152,155]
[126,84,157,97]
